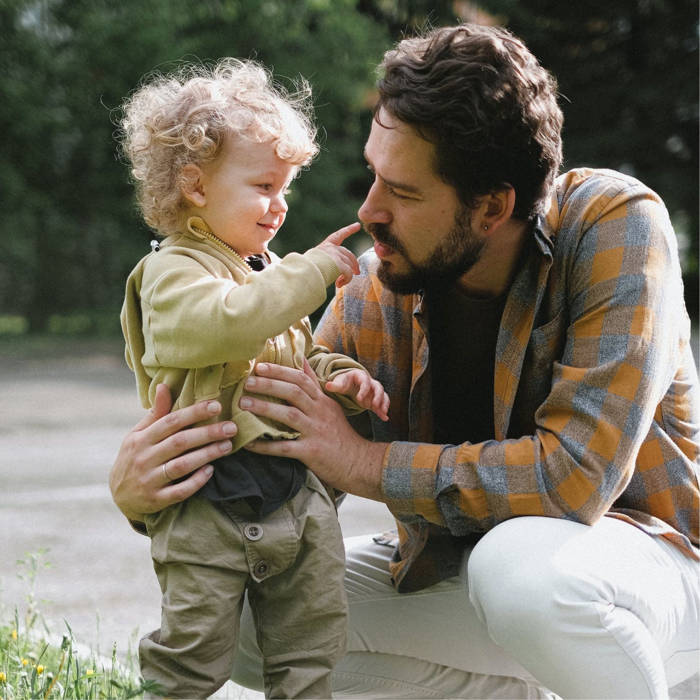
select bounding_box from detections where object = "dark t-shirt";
[202,450,306,518]
[426,286,506,445]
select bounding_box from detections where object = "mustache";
[365,223,405,255]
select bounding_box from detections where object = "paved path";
[1,342,696,697]
[0,345,393,697]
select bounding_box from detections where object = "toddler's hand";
[325,369,390,422]
[315,222,361,287]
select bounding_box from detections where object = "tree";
[475,0,699,315]
[352,0,699,318]
[1,0,696,330]
[0,0,389,331]
[356,0,458,35]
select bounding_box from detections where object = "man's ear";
[478,187,515,234]
[180,164,207,208]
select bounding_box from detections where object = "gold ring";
[162,462,173,483]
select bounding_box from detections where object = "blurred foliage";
[0,0,388,332]
[0,0,696,333]
[475,0,699,315]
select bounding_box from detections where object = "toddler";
[118,58,389,699]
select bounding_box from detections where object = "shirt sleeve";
[381,181,689,533]
[306,330,369,415]
[141,247,339,368]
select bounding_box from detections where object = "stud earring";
[483,224,489,231]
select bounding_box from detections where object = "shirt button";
[244,524,263,541]
[253,560,269,578]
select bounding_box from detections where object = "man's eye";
[257,183,273,191]
[386,185,411,200]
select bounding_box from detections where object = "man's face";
[358,109,485,294]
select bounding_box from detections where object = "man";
[111,24,699,698]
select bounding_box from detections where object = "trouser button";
[253,560,269,578]
[244,523,263,541]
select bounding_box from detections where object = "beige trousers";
[140,470,347,699]
[234,517,699,698]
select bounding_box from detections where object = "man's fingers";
[156,434,233,482]
[240,392,308,432]
[302,357,316,380]
[244,364,330,431]
[129,383,173,432]
[152,383,173,419]
[244,438,298,458]
[147,399,224,443]
[253,362,320,399]
[159,465,216,505]
[324,222,361,246]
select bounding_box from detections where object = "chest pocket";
[510,309,567,437]
[528,309,567,372]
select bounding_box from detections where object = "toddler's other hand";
[326,369,390,422]
[315,222,361,287]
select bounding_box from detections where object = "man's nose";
[358,180,391,225]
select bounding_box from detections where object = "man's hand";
[314,222,361,287]
[241,360,388,501]
[109,384,238,523]
[325,369,390,422]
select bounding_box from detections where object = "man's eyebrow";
[364,150,422,195]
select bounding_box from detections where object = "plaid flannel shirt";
[316,168,700,593]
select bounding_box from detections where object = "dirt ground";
[0,338,697,698]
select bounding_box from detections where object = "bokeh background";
[0,0,697,337]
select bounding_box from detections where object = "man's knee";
[467,517,579,644]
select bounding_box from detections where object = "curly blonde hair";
[118,58,319,236]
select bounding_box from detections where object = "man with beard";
[111,24,699,699]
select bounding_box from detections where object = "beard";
[367,205,485,294]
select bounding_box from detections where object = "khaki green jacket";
[121,218,366,453]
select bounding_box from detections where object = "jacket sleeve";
[141,247,339,368]
[304,317,369,415]
[380,180,689,532]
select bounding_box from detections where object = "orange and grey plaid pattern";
[316,168,699,593]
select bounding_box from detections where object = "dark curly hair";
[375,24,563,221]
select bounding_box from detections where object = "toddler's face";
[196,138,297,257]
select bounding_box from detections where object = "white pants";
[233,515,700,699]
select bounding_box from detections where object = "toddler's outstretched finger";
[324,221,361,246]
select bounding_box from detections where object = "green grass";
[0,311,121,342]
[0,332,124,363]
[0,621,160,699]
[0,554,160,700]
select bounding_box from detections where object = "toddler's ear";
[180,164,207,207]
